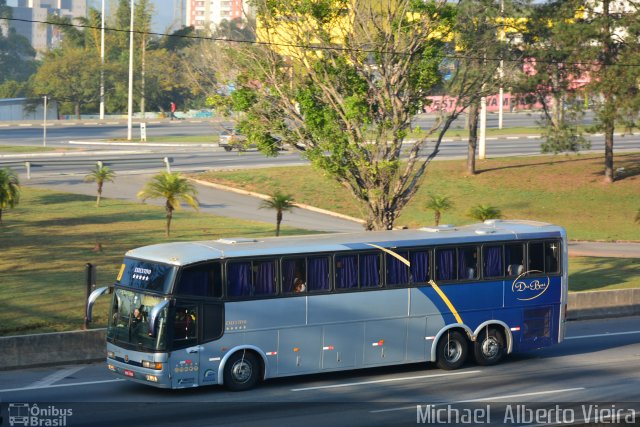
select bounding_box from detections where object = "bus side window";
[528,242,545,274]
[458,246,478,280]
[528,241,560,275]
[335,255,357,290]
[410,250,430,284]
[359,253,381,288]
[386,252,409,287]
[282,258,306,294]
[253,259,277,296]
[483,245,503,278]
[228,262,252,297]
[436,248,456,281]
[307,256,330,292]
[505,243,524,276]
[176,263,222,298]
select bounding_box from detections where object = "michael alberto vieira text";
[416,404,637,424]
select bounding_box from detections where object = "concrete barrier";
[0,290,639,371]
[567,288,640,320]
[0,329,106,371]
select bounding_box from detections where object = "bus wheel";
[436,330,468,370]
[474,327,505,366]
[223,146,233,152]
[224,351,260,391]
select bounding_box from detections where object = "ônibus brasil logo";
[7,403,72,426]
[511,270,550,301]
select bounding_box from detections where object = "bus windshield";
[116,258,176,294]
[107,288,169,351]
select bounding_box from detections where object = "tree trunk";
[140,35,146,118]
[75,103,81,120]
[467,99,480,175]
[434,211,441,227]
[165,204,173,237]
[604,118,615,183]
[0,208,3,225]
[96,182,103,207]
[276,210,282,236]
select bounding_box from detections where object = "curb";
[189,178,367,225]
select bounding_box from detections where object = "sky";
[87,0,180,34]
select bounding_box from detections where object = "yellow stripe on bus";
[366,243,411,267]
[429,280,463,324]
[117,264,125,281]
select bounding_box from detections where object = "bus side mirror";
[86,287,110,323]
[148,300,170,337]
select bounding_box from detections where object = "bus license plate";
[124,369,134,377]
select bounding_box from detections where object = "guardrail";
[0,157,173,178]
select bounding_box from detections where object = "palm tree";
[0,168,20,225]
[259,191,295,236]
[137,172,199,237]
[468,204,503,222]
[84,164,116,207]
[425,194,454,226]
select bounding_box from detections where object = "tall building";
[185,0,248,33]
[10,0,87,53]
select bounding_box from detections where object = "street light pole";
[498,0,505,129]
[42,95,47,148]
[127,0,135,141]
[100,0,105,120]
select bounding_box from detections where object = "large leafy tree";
[515,0,590,155]
[137,172,199,237]
[211,0,473,230]
[0,167,20,225]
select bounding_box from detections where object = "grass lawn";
[0,187,312,336]
[195,152,640,242]
[0,145,65,154]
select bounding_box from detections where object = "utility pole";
[42,95,48,148]
[127,0,135,141]
[100,0,105,120]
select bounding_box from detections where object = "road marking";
[0,378,124,393]
[565,330,640,340]
[370,387,585,413]
[290,370,481,392]
[28,366,85,388]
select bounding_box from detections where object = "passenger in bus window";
[293,278,306,293]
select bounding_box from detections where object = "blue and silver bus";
[87,219,567,391]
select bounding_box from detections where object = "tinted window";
[282,258,306,294]
[458,247,479,280]
[172,304,197,348]
[436,248,456,281]
[227,260,277,298]
[359,253,381,288]
[335,255,357,289]
[505,243,525,276]
[176,263,222,298]
[386,252,409,287]
[528,241,560,275]
[307,256,330,292]
[483,245,503,278]
[410,250,430,283]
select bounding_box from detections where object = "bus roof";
[125,220,566,266]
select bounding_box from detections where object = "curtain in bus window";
[410,251,429,283]
[228,262,251,297]
[484,246,503,278]
[282,259,297,293]
[360,254,380,288]
[437,249,455,281]
[254,260,276,296]
[386,253,409,286]
[308,257,329,291]
[458,247,478,279]
[336,255,357,289]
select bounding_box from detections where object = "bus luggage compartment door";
[321,323,359,369]
[364,319,406,365]
[277,326,322,375]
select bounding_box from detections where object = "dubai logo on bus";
[511,270,550,301]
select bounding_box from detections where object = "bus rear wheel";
[474,327,505,366]
[436,330,468,370]
[224,351,260,391]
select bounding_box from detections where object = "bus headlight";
[142,361,163,370]
[107,351,115,359]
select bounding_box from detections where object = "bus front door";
[171,304,201,388]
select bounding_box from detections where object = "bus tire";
[223,351,260,391]
[474,327,505,366]
[435,330,468,370]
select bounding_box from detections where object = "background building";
[185,0,249,33]
[9,0,87,53]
